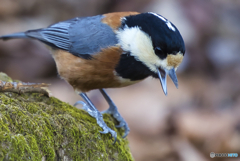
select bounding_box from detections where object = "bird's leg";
[74,92,117,143]
[99,89,130,138]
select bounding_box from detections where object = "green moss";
[0,92,134,161]
[0,73,13,82]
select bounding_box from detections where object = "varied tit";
[0,12,185,143]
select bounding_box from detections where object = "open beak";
[157,68,178,96]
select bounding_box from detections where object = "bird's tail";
[0,32,28,40]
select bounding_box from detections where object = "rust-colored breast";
[52,47,135,92]
[102,12,140,30]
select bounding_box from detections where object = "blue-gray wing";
[26,15,118,59]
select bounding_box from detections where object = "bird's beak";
[157,68,178,96]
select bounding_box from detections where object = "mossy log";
[0,73,133,161]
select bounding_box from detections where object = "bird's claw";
[99,129,117,144]
[96,111,117,144]
[115,122,125,128]
[116,122,130,138]
[74,101,86,108]
[101,106,130,138]
[74,100,117,144]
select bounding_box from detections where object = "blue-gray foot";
[74,92,117,144]
[100,89,130,138]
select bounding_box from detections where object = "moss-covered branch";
[0,73,133,161]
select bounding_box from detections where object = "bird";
[0,12,185,143]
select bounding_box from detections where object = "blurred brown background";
[0,0,240,160]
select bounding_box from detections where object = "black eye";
[154,47,167,59]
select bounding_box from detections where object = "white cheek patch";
[116,27,169,73]
[148,12,176,32]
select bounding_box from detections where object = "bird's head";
[116,12,185,95]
